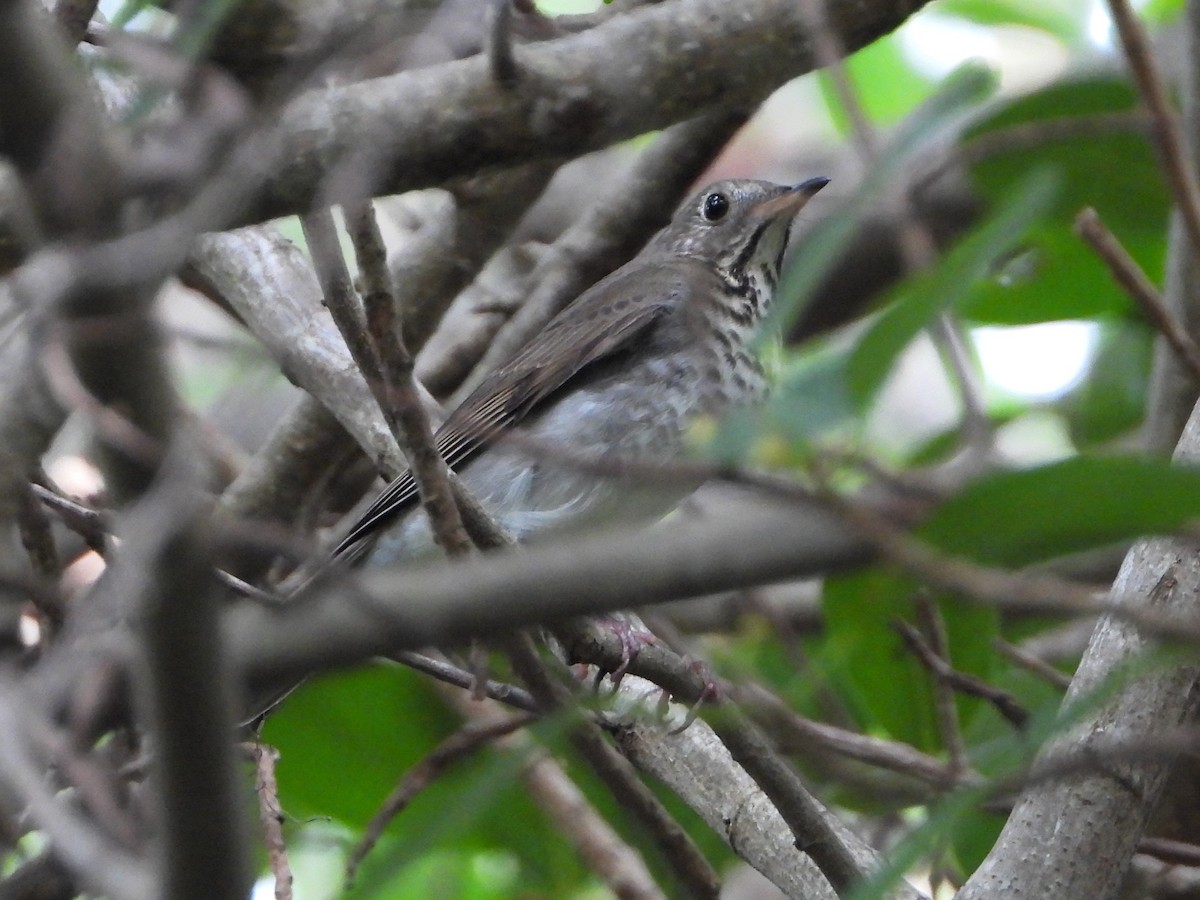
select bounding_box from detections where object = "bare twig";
[247,743,293,900]
[441,678,670,900]
[345,202,471,557]
[488,0,521,88]
[31,482,108,553]
[247,0,931,225]
[1106,0,1200,265]
[346,713,537,881]
[392,649,538,711]
[894,617,1029,730]
[0,690,152,899]
[1076,206,1200,383]
[1137,836,1200,867]
[742,683,979,790]
[993,638,1072,691]
[914,599,970,770]
[502,632,721,899]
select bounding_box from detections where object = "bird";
[334,176,829,566]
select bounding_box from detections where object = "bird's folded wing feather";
[333,278,677,559]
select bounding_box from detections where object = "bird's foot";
[668,657,721,734]
[590,614,659,688]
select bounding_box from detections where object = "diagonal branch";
[250,0,930,224]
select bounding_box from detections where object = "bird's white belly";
[364,379,703,565]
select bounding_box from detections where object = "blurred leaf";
[765,343,857,445]
[1142,0,1186,24]
[821,454,1200,751]
[714,65,1001,461]
[765,62,999,342]
[963,77,1169,324]
[264,666,457,828]
[847,170,1058,408]
[921,456,1200,566]
[265,666,587,895]
[905,405,1025,466]
[1061,321,1152,446]
[936,0,1084,41]
[820,36,935,133]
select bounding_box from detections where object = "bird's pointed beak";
[752,176,830,220]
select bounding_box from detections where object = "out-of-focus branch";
[0,689,151,899]
[117,450,251,900]
[249,0,930,225]
[229,492,871,691]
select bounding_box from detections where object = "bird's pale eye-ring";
[702,192,730,222]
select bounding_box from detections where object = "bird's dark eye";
[702,192,729,222]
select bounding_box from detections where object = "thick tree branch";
[249,0,929,225]
[958,403,1200,898]
[230,492,870,693]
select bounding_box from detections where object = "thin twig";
[488,0,521,88]
[822,487,1200,644]
[392,649,538,711]
[345,201,472,556]
[914,599,970,769]
[1137,836,1200,867]
[992,638,1072,691]
[440,677,670,900]
[0,691,152,899]
[741,684,979,790]
[299,210,380,386]
[345,713,537,882]
[1076,206,1200,382]
[503,633,721,898]
[893,618,1029,730]
[1106,0,1200,264]
[31,482,108,554]
[247,743,293,900]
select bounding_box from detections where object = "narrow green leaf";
[847,170,1059,408]
[763,62,999,342]
[937,0,1084,42]
[1062,321,1152,447]
[921,455,1200,566]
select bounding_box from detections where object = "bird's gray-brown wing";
[333,266,683,559]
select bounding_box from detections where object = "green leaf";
[764,343,857,445]
[821,455,1200,751]
[1061,321,1152,446]
[820,573,1000,752]
[1142,0,1186,24]
[963,77,1169,324]
[937,0,1085,42]
[920,455,1200,566]
[264,666,457,828]
[819,36,935,134]
[765,62,999,342]
[264,666,588,895]
[846,170,1059,408]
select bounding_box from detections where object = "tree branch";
[250,0,930,224]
